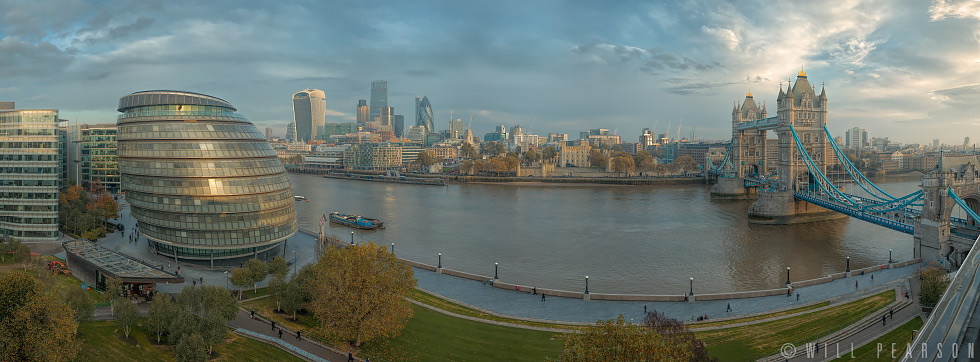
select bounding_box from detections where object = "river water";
[288,172,923,294]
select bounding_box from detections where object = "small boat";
[329,212,384,230]
[294,196,309,202]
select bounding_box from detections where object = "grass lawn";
[697,290,895,361]
[76,320,304,362]
[411,289,584,330]
[360,304,563,362]
[0,257,107,303]
[691,301,830,329]
[830,316,923,362]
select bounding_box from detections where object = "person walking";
[296,330,301,340]
[271,320,275,331]
[882,314,886,326]
[890,308,894,319]
[726,303,732,312]
[855,281,859,289]
[541,294,545,301]
[796,292,800,301]
[871,274,874,281]
[278,328,283,339]
[250,309,255,319]
[644,305,647,314]
[348,352,354,362]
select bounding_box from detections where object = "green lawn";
[76,320,304,362]
[697,290,895,361]
[691,301,830,329]
[360,304,563,362]
[411,289,584,330]
[830,316,923,362]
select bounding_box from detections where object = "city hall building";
[116,91,297,264]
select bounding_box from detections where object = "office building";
[379,106,393,127]
[369,81,388,123]
[449,118,464,139]
[0,102,60,242]
[343,143,402,170]
[845,127,868,149]
[415,96,434,134]
[640,128,656,148]
[80,125,119,193]
[356,100,369,128]
[265,127,273,140]
[292,89,326,142]
[285,122,296,142]
[116,90,296,263]
[394,115,404,138]
[321,122,358,139]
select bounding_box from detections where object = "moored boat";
[329,212,384,230]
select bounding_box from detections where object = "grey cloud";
[72,17,155,45]
[573,41,717,75]
[933,84,980,110]
[0,37,74,77]
[406,69,438,77]
[0,0,88,41]
[663,78,739,95]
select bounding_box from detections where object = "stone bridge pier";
[915,156,980,267]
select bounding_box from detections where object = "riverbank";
[286,167,705,186]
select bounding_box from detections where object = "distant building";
[449,118,464,139]
[397,143,422,165]
[509,125,524,141]
[845,127,868,149]
[265,127,273,140]
[428,146,458,160]
[80,125,119,193]
[618,142,640,155]
[415,96,434,134]
[558,144,591,167]
[513,134,540,151]
[0,102,60,242]
[548,133,568,144]
[406,126,427,144]
[321,122,358,140]
[344,143,402,170]
[966,137,971,148]
[933,139,940,149]
[369,81,388,123]
[356,100,369,128]
[394,115,405,138]
[639,128,656,148]
[484,125,508,142]
[292,89,326,142]
[584,134,621,147]
[377,106,393,128]
[285,122,296,142]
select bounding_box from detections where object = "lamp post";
[846,256,850,273]
[350,231,354,245]
[889,249,893,264]
[224,270,228,290]
[786,267,791,286]
[391,243,394,254]
[438,253,442,268]
[585,276,590,294]
[689,277,694,296]
[494,262,499,279]
[292,250,297,275]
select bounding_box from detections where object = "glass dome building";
[116,91,297,263]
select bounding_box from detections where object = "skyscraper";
[0,102,60,242]
[415,96,434,134]
[394,115,405,138]
[845,127,868,149]
[80,125,119,193]
[449,118,464,139]
[357,100,369,127]
[369,81,387,123]
[292,89,326,142]
[285,122,296,142]
[380,106,393,127]
[265,127,273,140]
[117,90,296,263]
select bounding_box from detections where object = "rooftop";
[63,240,184,283]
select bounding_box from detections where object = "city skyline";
[2,1,979,144]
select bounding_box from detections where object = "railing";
[735,116,778,130]
[794,192,915,234]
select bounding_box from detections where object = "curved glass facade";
[415,96,434,134]
[117,90,296,262]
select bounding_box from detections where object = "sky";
[2,0,980,144]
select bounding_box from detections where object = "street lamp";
[391,243,394,254]
[786,267,791,286]
[494,262,499,279]
[438,253,442,268]
[689,277,694,296]
[585,275,590,294]
[846,256,850,273]
[223,270,228,290]
[889,249,893,263]
[350,231,354,245]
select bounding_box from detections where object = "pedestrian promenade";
[227,309,350,362]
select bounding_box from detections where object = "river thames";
[288,172,925,294]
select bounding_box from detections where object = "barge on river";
[323,171,446,186]
[329,212,384,230]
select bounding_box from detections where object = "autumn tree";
[541,145,558,162]
[0,271,79,362]
[524,149,538,163]
[113,297,140,339]
[673,155,698,173]
[245,258,268,292]
[644,311,716,361]
[503,155,519,175]
[611,155,636,177]
[65,287,94,334]
[269,275,288,312]
[230,267,251,299]
[93,193,120,233]
[482,141,505,157]
[919,262,950,308]
[281,278,304,320]
[553,315,694,362]
[588,149,607,168]
[310,242,417,347]
[633,150,654,170]
[175,333,207,362]
[0,239,30,263]
[146,295,177,343]
[268,256,289,280]
[460,142,479,159]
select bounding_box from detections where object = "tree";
[541,145,558,162]
[230,268,251,299]
[269,275,288,312]
[644,311,716,361]
[113,297,140,339]
[482,141,505,157]
[105,276,123,298]
[460,142,478,159]
[674,155,698,173]
[174,333,207,362]
[197,317,226,356]
[293,264,317,302]
[524,149,538,163]
[146,296,176,343]
[281,279,304,321]
[167,310,197,345]
[503,155,519,175]
[633,150,654,170]
[554,315,694,362]
[611,156,636,177]
[81,229,102,242]
[310,242,417,347]
[244,258,268,292]
[0,239,30,262]
[65,287,94,334]
[919,263,950,308]
[93,193,120,233]
[0,272,79,362]
[197,286,237,322]
[588,149,607,168]
[268,256,289,280]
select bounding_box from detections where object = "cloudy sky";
[2,0,979,144]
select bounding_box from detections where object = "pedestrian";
[796,292,800,301]
[855,281,859,289]
[296,330,301,340]
[250,309,255,319]
[192,280,196,287]
[644,305,647,314]
[890,308,893,319]
[271,320,275,331]
[726,303,732,312]
[541,294,545,301]
[533,287,536,295]
[816,342,820,354]
[200,277,204,284]
[348,352,354,362]
[278,328,283,339]
[882,314,886,326]
[168,261,171,268]
[871,274,874,281]
[787,289,791,296]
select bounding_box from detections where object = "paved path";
[227,309,351,362]
[413,264,920,323]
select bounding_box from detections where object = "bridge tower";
[916,156,980,267]
[709,92,768,198]
[747,68,844,224]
